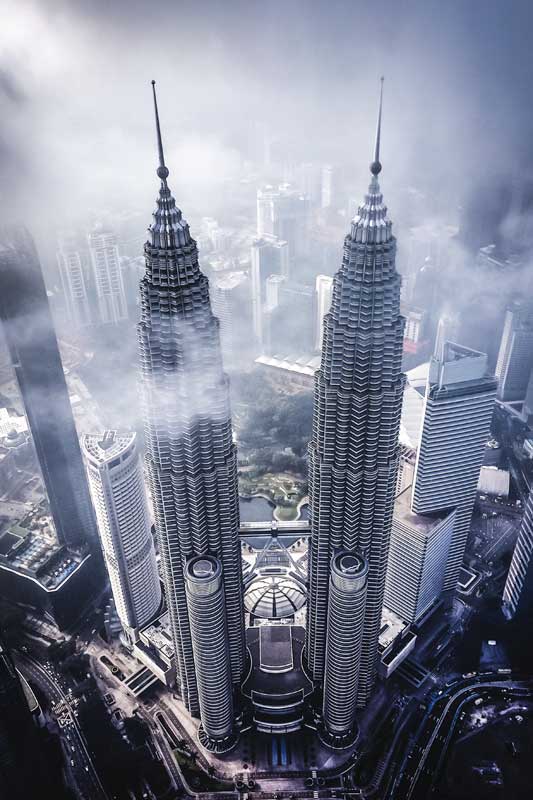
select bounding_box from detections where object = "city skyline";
[2,3,533,797]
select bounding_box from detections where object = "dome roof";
[245,575,306,619]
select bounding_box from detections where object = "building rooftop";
[140,611,175,662]
[255,353,320,378]
[0,510,88,592]
[394,486,452,535]
[379,606,408,650]
[0,407,28,438]
[82,430,136,465]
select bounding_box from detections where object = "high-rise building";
[250,235,289,345]
[306,82,405,738]
[385,487,455,624]
[88,226,128,325]
[0,226,97,549]
[211,271,253,368]
[256,184,308,261]
[502,488,533,619]
[138,83,244,751]
[495,300,533,402]
[411,343,496,592]
[314,274,333,351]
[82,430,162,638]
[57,232,92,328]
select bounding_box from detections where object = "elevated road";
[15,652,108,800]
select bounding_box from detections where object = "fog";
[2,0,533,406]
[3,0,533,228]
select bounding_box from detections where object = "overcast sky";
[2,0,533,240]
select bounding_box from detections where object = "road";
[388,673,533,800]
[15,652,109,800]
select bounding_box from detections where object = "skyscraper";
[88,226,128,325]
[256,184,308,262]
[495,300,533,402]
[138,83,244,751]
[0,226,97,549]
[82,430,162,638]
[502,487,533,619]
[306,81,405,736]
[411,343,496,592]
[57,232,92,328]
[250,235,289,345]
[385,487,455,624]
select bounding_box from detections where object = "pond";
[239,495,275,522]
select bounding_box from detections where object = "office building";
[411,342,496,592]
[306,82,405,734]
[495,300,533,402]
[82,431,162,638]
[502,488,533,619]
[88,226,128,325]
[56,232,92,328]
[314,274,333,351]
[138,83,244,749]
[250,235,289,344]
[256,184,308,261]
[0,226,98,549]
[385,487,455,624]
[210,271,252,368]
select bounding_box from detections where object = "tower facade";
[495,300,533,402]
[502,488,533,619]
[0,226,98,549]
[411,343,496,592]
[138,84,244,746]
[88,227,128,325]
[306,83,405,718]
[385,487,455,624]
[82,431,162,636]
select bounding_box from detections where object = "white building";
[503,489,533,619]
[82,430,161,637]
[87,227,128,325]
[385,487,456,624]
[411,343,497,593]
[250,236,289,345]
[314,274,333,351]
[495,301,533,402]
[57,233,92,328]
[256,184,308,261]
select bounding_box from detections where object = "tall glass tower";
[305,82,405,726]
[0,226,98,550]
[138,83,244,750]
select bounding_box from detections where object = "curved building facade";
[322,551,368,746]
[185,555,236,752]
[306,84,405,711]
[82,431,161,634]
[138,84,244,722]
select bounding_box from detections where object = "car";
[70,759,75,766]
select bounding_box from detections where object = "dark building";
[0,226,97,549]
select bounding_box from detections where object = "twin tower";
[140,81,404,751]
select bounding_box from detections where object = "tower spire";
[370,76,384,176]
[151,80,169,181]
